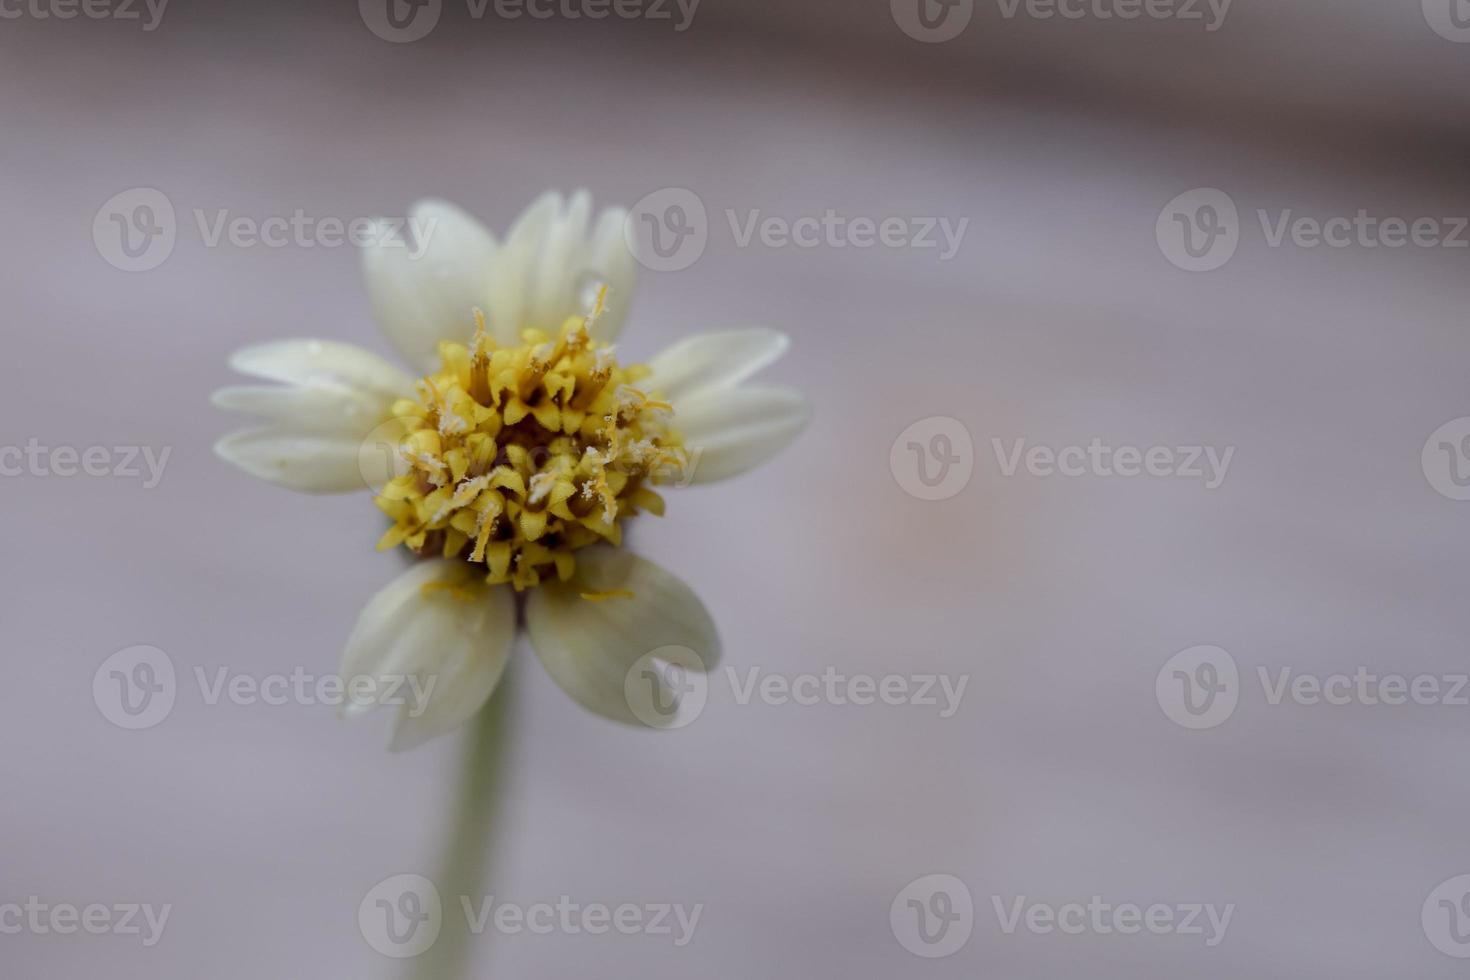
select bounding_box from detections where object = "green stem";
[405,666,515,980]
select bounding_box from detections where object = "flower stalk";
[404,664,515,980]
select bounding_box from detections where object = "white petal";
[483,191,638,343]
[214,428,373,494]
[641,328,790,402]
[584,206,637,341]
[524,189,591,333]
[362,199,498,372]
[227,339,414,402]
[213,340,411,493]
[482,191,562,344]
[525,549,719,726]
[675,385,810,484]
[339,560,517,751]
[215,340,412,494]
[211,385,388,434]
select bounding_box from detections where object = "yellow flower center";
[373,289,686,591]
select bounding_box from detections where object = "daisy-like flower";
[214,191,808,749]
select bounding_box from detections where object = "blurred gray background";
[3,1,1470,977]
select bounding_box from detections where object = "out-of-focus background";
[4,1,1470,977]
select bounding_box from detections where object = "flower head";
[374,300,688,592]
[214,192,808,748]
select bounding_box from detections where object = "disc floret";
[374,294,687,591]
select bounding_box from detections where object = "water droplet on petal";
[575,270,606,312]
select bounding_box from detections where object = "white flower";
[213,191,808,749]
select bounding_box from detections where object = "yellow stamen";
[372,314,684,590]
[580,589,635,602]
